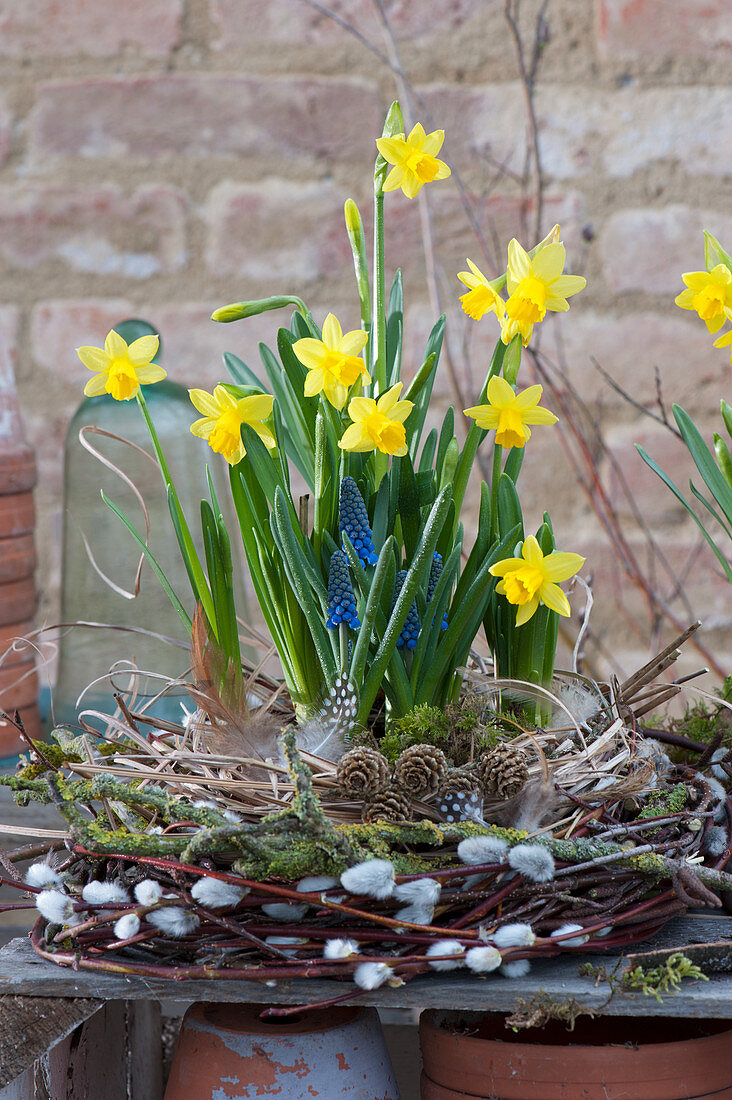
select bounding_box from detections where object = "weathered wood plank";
[0,996,102,1089]
[1,920,732,1017]
[126,1000,164,1100]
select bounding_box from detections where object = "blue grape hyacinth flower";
[326,550,360,630]
[427,552,449,631]
[392,569,420,649]
[339,476,378,566]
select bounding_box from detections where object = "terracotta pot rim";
[193,1001,361,1038]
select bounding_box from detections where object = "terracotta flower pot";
[420,1010,732,1099]
[0,577,36,626]
[164,1002,400,1099]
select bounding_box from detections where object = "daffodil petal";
[507,239,531,286]
[339,424,373,452]
[434,161,451,180]
[522,406,558,426]
[531,242,566,282]
[347,397,375,423]
[513,384,543,409]
[251,422,277,449]
[541,551,585,582]
[376,136,406,163]
[304,369,325,398]
[408,122,427,146]
[540,581,571,617]
[548,274,586,299]
[521,536,543,565]
[293,338,327,370]
[382,166,406,192]
[486,375,514,406]
[238,394,274,420]
[322,313,342,348]
[515,595,540,626]
[387,400,414,424]
[126,335,160,365]
[188,389,220,416]
[339,330,369,357]
[83,373,109,397]
[135,364,167,385]
[213,384,238,409]
[76,345,110,372]
[104,329,128,358]
[421,129,445,156]
[489,557,526,577]
[402,173,423,199]
[190,416,217,438]
[464,404,499,429]
[376,383,404,414]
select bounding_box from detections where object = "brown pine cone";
[479,744,529,799]
[362,786,412,823]
[393,744,448,799]
[439,765,480,797]
[336,747,390,798]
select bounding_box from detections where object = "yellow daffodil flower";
[189,385,275,466]
[490,536,585,627]
[339,383,413,457]
[464,377,557,449]
[457,258,506,322]
[675,264,732,334]
[293,313,370,410]
[501,239,586,346]
[376,123,451,199]
[77,329,165,401]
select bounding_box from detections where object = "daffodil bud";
[344,199,371,326]
[211,295,308,323]
[721,399,732,441]
[704,231,732,275]
[502,333,522,386]
[374,100,405,193]
[714,432,732,489]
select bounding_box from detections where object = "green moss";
[624,952,708,1002]
[374,700,499,764]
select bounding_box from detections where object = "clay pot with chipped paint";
[164,1001,400,1099]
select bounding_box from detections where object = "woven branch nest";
[4,628,732,1009]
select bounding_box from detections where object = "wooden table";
[2,915,732,1098]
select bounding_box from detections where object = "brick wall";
[3,0,732,684]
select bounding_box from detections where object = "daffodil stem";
[135,391,217,634]
[372,188,387,395]
[489,442,503,544]
[374,451,388,489]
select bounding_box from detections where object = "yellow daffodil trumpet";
[77,329,165,402]
[490,536,584,627]
[189,385,275,466]
[464,377,557,449]
[339,383,413,457]
[293,313,369,410]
